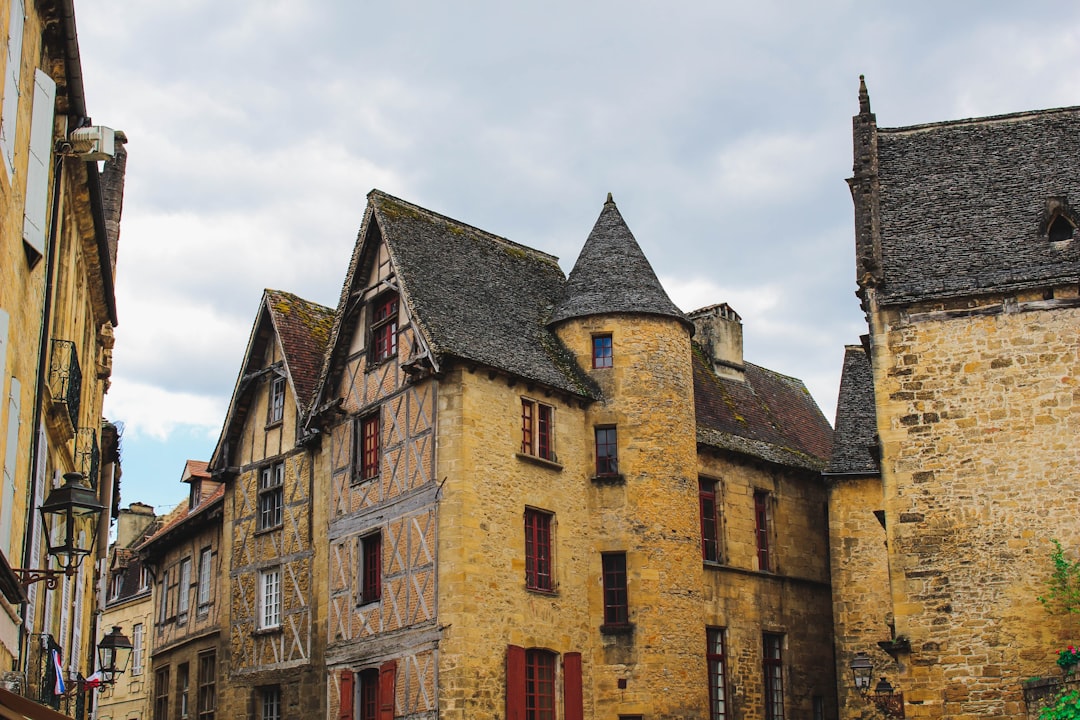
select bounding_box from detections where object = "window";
[360,532,382,604]
[110,569,125,600]
[197,651,216,720]
[754,491,771,572]
[258,463,284,530]
[520,399,555,461]
[140,565,151,592]
[700,479,721,563]
[359,669,379,720]
[763,634,785,720]
[601,552,629,628]
[178,557,192,619]
[259,568,281,629]
[197,547,212,611]
[261,686,281,720]
[707,628,728,720]
[525,649,556,720]
[1050,214,1075,242]
[524,509,553,592]
[594,427,618,476]
[178,663,189,719]
[369,293,399,363]
[356,413,380,481]
[154,667,170,720]
[268,375,286,424]
[132,623,144,676]
[592,334,613,369]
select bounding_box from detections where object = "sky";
[73,0,1080,514]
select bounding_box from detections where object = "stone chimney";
[689,303,745,382]
[116,502,156,548]
[99,130,128,277]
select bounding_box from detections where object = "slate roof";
[875,106,1080,305]
[266,289,335,412]
[825,345,880,476]
[321,190,597,398]
[549,195,689,327]
[693,348,833,472]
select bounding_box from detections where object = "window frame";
[258,567,282,630]
[754,490,771,572]
[177,662,189,719]
[197,650,216,720]
[258,463,284,531]
[520,399,556,462]
[707,627,728,720]
[355,412,381,482]
[524,508,554,593]
[594,426,618,477]
[177,557,192,621]
[154,666,170,720]
[110,569,124,600]
[601,551,629,630]
[592,333,613,369]
[359,668,379,720]
[197,546,212,613]
[268,374,286,425]
[700,478,721,563]
[359,532,382,605]
[525,649,556,720]
[132,623,144,676]
[369,292,399,365]
[763,633,785,720]
[261,685,282,720]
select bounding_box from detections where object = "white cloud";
[104,380,223,441]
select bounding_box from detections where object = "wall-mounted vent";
[66,125,116,161]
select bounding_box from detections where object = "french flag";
[51,649,65,695]
[83,670,104,690]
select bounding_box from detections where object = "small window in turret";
[592,334,613,369]
[1049,215,1075,242]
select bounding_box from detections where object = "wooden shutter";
[563,652,583,720]
[378,660,396,720]
[338,670,354,720]
[22,68,55,257]
[506,645,526,720]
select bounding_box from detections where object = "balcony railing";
[75,428,99,490]
[49,340,82,429]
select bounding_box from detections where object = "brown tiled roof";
[266,289,335,412]
[694,349,833,471]
[182,459,210,481]
[137,483,223,557]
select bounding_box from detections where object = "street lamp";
[850,652,873,694]
[14,472,105,588]
[97,626,133,682]
[848,652,905,718]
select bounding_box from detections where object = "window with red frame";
[360,532,382,604]
[356,413,380,481]
[754,491,771,572]
[525,649,556,720]
[601,552,628,628]
[707,628,728,720]
[358,668,379,720]
[595,426,618,476]
[592,334,613,368]
[524,509,553,592]
[763,633,785,720]
[369,293,398,363]
[700,479,721,563]
[521,399,555,461]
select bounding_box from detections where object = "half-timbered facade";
[208,289,334,719]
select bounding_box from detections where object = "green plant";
[1039,540,1080,615]
[1060,647,1080,670]
[1039,689,1080,720]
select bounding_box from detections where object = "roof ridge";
[369,189,562,267]
[880,104,1080,135]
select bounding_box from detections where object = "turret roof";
[825,344,880,475]
[548,195,688,327]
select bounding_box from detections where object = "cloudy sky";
[74,0,1080,513]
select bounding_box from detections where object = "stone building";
[139,463,224,720]
[97,503,159,720]
[305,190,835,720]
[828,80,1080,719]
[0,0,126,715]
[208,289,333,720]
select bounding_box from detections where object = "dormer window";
[268,374,286,425]
[1049,214,1075,242]
[369,292,399,364]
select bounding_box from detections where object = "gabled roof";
[549,195,689,327]
[209,290,333,469]
[825,344,880,476]
[694,349,833,472]
[137,483,224,558]
[315,190,597,403]
[874,105,1080,304]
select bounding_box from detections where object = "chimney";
[689,303,745,382]
[99,130,128,277]
[116,502,156,548]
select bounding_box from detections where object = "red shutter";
[563,652,583,720]
[339,670,354,720]
[378,660,396,720]
[506,645,526,720]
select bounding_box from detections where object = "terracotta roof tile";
[266,289,335,412]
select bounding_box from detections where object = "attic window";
[1049,214,1075,242]
[369,292,399,364]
